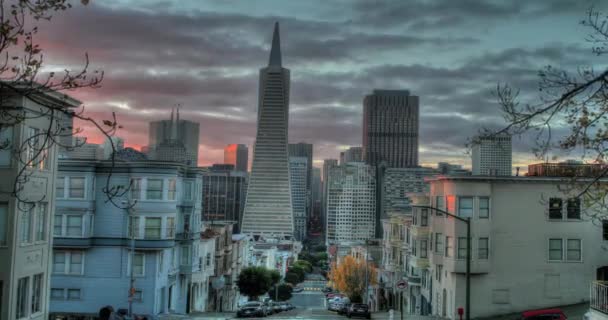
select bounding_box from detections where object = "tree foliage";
[284,272,300,285]
[328,256,377,302]
[293,260,312,273]
[271,283,293,301]
[236,266,274,300]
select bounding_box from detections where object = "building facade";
[381,167,438,218]
[289,157,308,240]
[49,159,209,317]
[202,164,248,233]
[224,144,248,172]
[206,222,236,312]
[340,146,363,165]
[325,163,376,245]
[241,23,294,239]
[0,89,80,320]
[471,134,512,176]
[363,90,419,168]
[147,109,199,167]
[288,143,313,227]
[321,159,338,236]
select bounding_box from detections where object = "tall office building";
[363,90,419,168]
[224,144,248,172]
[202,164,248,232]
[339,146,363,164]
[241,23,294,239]
[381,167,438,217]
[148,109,200,166]
[471,134,512,176]
[289,157,308,240]
[325,163,376,244]
[288,143,313,222]
[321,159,338,236]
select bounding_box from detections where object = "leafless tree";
[0,0,129,211]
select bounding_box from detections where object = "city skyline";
[39,1,606,169]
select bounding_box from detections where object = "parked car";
[236,301,267,318]
[263,300,274,315]
[520,308,567,320]
[328,301,343,312]
[292,286,303,293]
[278,302,295,311]
[271,302,283,313]
[338,302,351,315]
[322,287,332,293]
[347,303,371,319]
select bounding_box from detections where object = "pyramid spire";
[268,22,282,67]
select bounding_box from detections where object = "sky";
[36,0,607,168]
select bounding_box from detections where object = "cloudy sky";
[38,0,606,168]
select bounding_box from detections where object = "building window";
[56,177,65,199]
[435,233,443,254]
[144,217,162,239]
[132,253,145,276]
[35,203,46,242]
[66,215,83,237]
[166,217,175,238]
[53,251,84,275]
[549,238,563,261]
[25,127,47,170]
[420,240,428,258]
[129,216,141,239]
[458,197,473,218]
[206,253,211,266]
[184,181,193,200]
[31,273,43,314]
[20,208,32,245]
[133,290,143,302]
[16,277,29,319]
[181,245,191,265]
[67,289,81,300]
[436,265,443,282]
[146,179,163,200]
[567,198,581,219]
[130,178,141,200]
[457,237,467,259]
[549,198,563,219]
[445,236,453,257]
[0,202,7,246]
[421,209,428,226]
[479,197,490,218]
[70,252,83,274]
[566,239,582,261]
[0,126,12,166]
[478,238,489,259]
[53,215,62,236]
[158,252,164,274]
[68,177,85,199]
[435,196,444,214]
[50,288,64,300]
[168,179,176,200]
[603,220,608,241]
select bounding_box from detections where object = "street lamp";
[411,205,471,320]
[122,200,137,318]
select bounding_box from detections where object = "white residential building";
[471,134,512,176]
[405,175,608,319]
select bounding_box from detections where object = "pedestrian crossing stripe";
[303,287,322,291]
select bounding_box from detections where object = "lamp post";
[122,200,137,318]
[411,205,471,320]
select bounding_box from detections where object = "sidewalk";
[372,312,446,320]
[160,312,235,320]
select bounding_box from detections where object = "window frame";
[130,178,142,200]
[131,252,145,277]
[566,198,581,220]
[420,240,428,258]
[566,238,582,262]
[445,236,453,258]
[479,197,490,219]
[34,203,47,242]
[457,196,474,218]
[31,273,43,314]
[435,233,443,254]
[0,202,7,246]
[146,178,164,200]
[548,198,563,220]
[67,288,81,300]
[0,125,13,167]
[548,238,563,261]
[144,217,162,239]
[67,176,86,199]
[16,276,29,319]
[167,178,177,201]
[478,237,489,260]
[53,251,85,275]
[457,237,467,259]
[421,209,428,226]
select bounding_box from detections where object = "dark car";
[236,302,267,318]
[322,287,332,293]
[520,308,567,320]
[338,303,351,315]
[271,302,283,313]
[347,303,371,319]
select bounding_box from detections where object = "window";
[479,197,490,218]
[68,177,85,199]
[436,265,443,282]
[0,202,7,246]
[184,181,193,200]
[549,198,563,219]
[132,253,145,276]
[458,197,473,218]
[51,288,64,300]
[183,214,191,232]
[53,251,84,275]
[206,253,211,266]
[66,215,83,237]
[0,126,12,166]
[158,252,164,273]
[549,239,563,261]
[25,127,47,170]
[146,179,163,200]
[130,178,142,200]
[53,252,66,274]
[567,198,581,219]
[168,179,176,200]
[412,240,417,257]
[133,290,142,302]
[435,233,443,254]
[67,289,81,300]
[166,217,175,238]
[181,245,191,265]
[603,220,608,241]
[445,236,453,257]
[16,277,28,319]
[20,208,32,244]
[435,196,444,214]
[70,252,83,274]
[478,238,489,259]
[31,274,42,314]
[457,237,468,259]
[56,177,65,199]
[35,203,46,242]
[129,216,140,239]
[420,240,428,258]
[144,217,161,239]
[566,239,581,261]
[421,209,428,226]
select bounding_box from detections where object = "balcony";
[406,274,421,286]
[176,231,199,241]
[591,281,608,316]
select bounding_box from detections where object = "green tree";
[237,266,272,300]
[293,260,312,273]
[271,283,293,301]
[269,269,281,286]
[289,265,306,282]
[284,272,300,285]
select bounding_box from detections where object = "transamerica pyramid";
[241,22,295,239]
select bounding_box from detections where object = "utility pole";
[122,200,137,318]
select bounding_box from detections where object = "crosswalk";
[303,287,322,291]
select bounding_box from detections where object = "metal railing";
[591,281,608,314]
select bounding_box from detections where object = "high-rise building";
[288,143,313,224]
[325,163,376,244]
[312,167,321,204]
[321,159,338,236]
[381,167,438,217]
[202,164,248,232]
[148,108,200,166]
[241,23,294,239]
[471,134,512,176]
[437,162,471,176]
[363,90,419,168]
[224,144,248,172]
[340,146,363,164]
[0,88,80,320]
[289,157,308,240]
